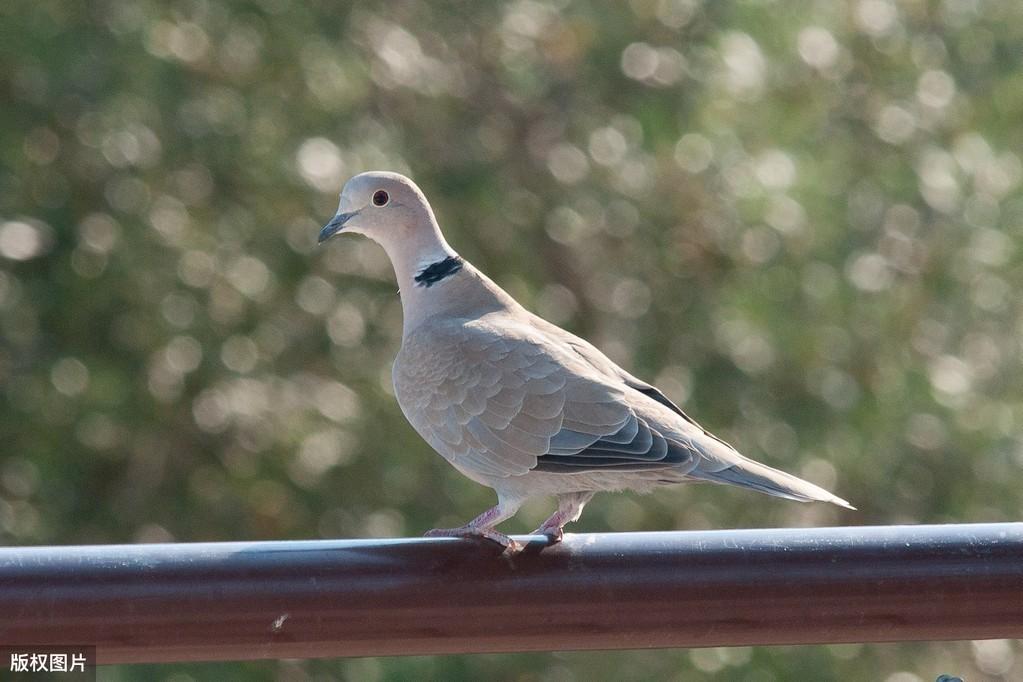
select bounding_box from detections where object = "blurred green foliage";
[2,0,1022,679]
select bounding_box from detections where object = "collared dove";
[318,171,853,549]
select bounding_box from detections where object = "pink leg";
[425,498,523,550]
[532,491,595,544]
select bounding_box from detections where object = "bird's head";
[318,171,436,249]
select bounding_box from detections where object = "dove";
[318,171,853,549]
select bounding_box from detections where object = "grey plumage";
[319,171,853,549]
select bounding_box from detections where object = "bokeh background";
[2,0,1022,679]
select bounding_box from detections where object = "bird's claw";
[531,525,564,545]
[425,526,521,552]
[424,527,460,538]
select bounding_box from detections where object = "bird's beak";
[318,211,359,244]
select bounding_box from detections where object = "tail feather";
[689,456,856,510]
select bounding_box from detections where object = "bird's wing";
[394,314,696,479]
[552,330,742,454]
[523,314,855,507]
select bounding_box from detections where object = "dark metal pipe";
[1,523,1021,664]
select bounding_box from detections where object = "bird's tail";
[688,452,855,510]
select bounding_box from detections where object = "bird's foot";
[425,526,521,552]
[531,523,564,545]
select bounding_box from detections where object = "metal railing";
[2,522,1021,664]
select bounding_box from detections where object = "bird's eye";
[372,190,389,207]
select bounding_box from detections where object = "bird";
[317,171,854,550]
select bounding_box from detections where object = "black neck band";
[414,256,464,288]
